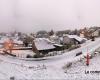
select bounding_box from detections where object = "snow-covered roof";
[34,38,55,50]
[0,37,10,43]
[67,35,84,42]
[54,44,63,47]
[0,37,23,45]
[13,39,23,45]
[50,34,58,39]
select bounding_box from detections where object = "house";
[61,35,74,45]
[53,43,63,51]
[60,34,86,45]
[79,28,91,39]
[50,34,61,44]
[67,35,86,44]
[32,38,55,54]
[80,31,85,38]
[91,29,100,37]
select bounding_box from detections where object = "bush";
[63,62,72,69]
[33,54,44,58]
[63,44,72,50]
[26,54,33,58]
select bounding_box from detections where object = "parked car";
[76,51,82,56]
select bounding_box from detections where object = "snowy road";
[0,38,100,79]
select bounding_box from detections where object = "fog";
[0,0,100,33]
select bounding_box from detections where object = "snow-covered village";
[1,0,100,80]
[0,27,99,80]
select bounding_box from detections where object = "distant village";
[0,26,100,58]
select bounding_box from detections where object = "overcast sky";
[0,0,100,33]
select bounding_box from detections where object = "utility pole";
[86,47,90,66]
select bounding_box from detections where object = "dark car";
[76,52,82,56]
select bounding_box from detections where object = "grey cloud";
[0,0,100,33]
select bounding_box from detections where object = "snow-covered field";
[64,52,100,80]
[12,50,35,58]
[0,38,100,79]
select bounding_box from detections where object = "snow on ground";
[13,39,23,45]
[64,52,100,80]
[0,55,67,80]
[12,50,35,58]
[0,38,100,79]
[1,53,100,80]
